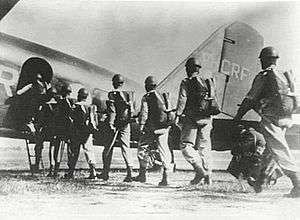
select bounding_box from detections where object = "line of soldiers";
[14,46,300,198]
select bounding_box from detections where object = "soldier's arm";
[107,92,116,127]
[235,74,265,120]
[138,95,148,131]
[176,80,187,116]
[16,83,33,95]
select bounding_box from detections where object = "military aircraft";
[0,1,299,156]
[158,21,300,151]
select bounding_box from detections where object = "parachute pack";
[260,69,298,117]
[145,91,175,128]
[73,103,98,133]
[186,76,220,117]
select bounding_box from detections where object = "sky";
[0,0,299,86]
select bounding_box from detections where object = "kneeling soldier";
[133,76,173,186]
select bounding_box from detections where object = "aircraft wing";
[0,32,144,132]
[0,0,19,21]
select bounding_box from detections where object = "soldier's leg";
[47,137,58,177]
[156,128,171,186]
[132,133,152,183]
[97,130,115,180]
[119,125,133,182]
[261,119,300,197]
[65,140,80,178]
[34,133,44,171]
[195,119,212,185]
[97,145,113,180]
[82,134,97,179]
[180,121,205,185]
[53,137,62,177]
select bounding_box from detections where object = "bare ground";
[0,170,299,220]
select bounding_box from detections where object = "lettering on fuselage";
[220,58,251,80]
[0,64,19,97]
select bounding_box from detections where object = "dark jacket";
[107,90,132,128]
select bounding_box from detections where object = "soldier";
[97,74,134,182]
[234,46,300,198]
[47,85,74,177]
[17,73,54,172]
[175,57,214,185]
[64,88,98,179]
[132,76,172,186]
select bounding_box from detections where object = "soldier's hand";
[109,124,116,133]
[139,125,145,136]
[175,115,180,125]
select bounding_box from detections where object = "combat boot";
[132,167,146,183]
[97,162,110,181]
[30,163,39,174]
[123,166,133,182]
[97,147,113,181]
[47,165,54,177]
[97,172,109,181]
[158,168,168,186]
[86,163,97,180]
[203,175,212,185]
[285,171,300,198]
[190,162,205,185]
[53,162,60,178]
[63,170,74,180]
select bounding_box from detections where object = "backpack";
[145,91,175,128]
[262,69,298,116]
[186,77,220,117]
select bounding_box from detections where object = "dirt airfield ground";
[0,170,299,220]
[0,137,299,219]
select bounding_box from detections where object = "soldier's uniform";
[236,65,299,173]
[99,89,133,181]
[47,94,74,177]
[235,47,300,198]
[135,89,172,185]
[176,73,213,184]
[20,80,53,171]
[65,96,97,179]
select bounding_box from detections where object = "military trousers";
[102,123,133,169]
[137,127,171,171]
[68,134,96,170]
[180,117,212,176]
[261,118,299,173]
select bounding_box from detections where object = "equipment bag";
[227,126,283,193]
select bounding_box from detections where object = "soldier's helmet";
[78,88,89,99]
[144,76,158,86]
[61,84,72,95]
[259,47,279,59]
[185,57,202,68]
[112,74,125,84]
